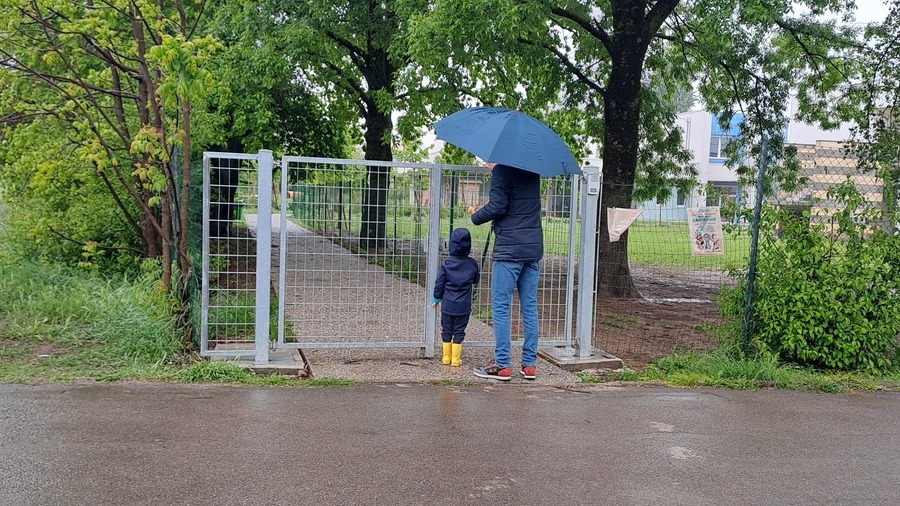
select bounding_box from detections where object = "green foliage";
[0,118,141,271]
[0,260,183,383]
[0,1,217,294]
[179,361,357,387]
[583,348,900,392]
[721,185,900,373]
[194,31,347,158]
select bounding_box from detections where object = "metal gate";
[200,150,601,364]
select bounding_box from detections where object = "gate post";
[255,149,274,364]
[423,164,443,358]
[576,165,602,358]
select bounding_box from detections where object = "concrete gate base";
[538,346,624,372]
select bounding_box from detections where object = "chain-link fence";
[600,139,897,367]
[593,183,741,366]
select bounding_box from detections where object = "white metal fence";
[201,150,601,364]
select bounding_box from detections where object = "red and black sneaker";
[520,365,537,380]
[474,362,512,381]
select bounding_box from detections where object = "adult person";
[467,162,542,381]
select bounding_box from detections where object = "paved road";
[1,383,898,505]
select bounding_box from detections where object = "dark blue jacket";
[472,164,543,263]
[433,228,480,316]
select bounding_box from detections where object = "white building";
[640,96,855,222]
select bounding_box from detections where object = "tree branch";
[645,0,682,36]
[48,226,145,255]
[548,4,613,50]
[519,38,607,96]
[324,30,367,72]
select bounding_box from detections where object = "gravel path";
[247,214,579,385]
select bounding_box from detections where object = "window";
[709,135,733,158]
[676,190,686,206]
[706,182,739,207]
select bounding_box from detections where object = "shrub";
[722,183,900,373]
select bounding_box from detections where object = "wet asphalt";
[1,382,898,505]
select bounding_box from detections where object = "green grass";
[579,349,900,393]
[205,291,282,341]
[179,361,357,386]
[295,209,750,268]
[627,221,750,268]
[0,259,345,386]
[0,261,184,383]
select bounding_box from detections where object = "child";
[432,227,480,366]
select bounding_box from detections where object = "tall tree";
[408,0,867,297]
[229,0,409,249]
[842,1,900,231]
[0,1,217,311]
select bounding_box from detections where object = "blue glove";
[432,298,441,304]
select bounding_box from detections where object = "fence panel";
[275,157,437,349]
[200,152,261,357]
[439,167,579,347]
[271,159,581,352]
[593,183,745,366]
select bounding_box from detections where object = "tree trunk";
[140,203,164,259]
[595,5,653,299]
[359,46,395,250]
[360,107,392,249]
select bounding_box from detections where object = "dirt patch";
[0,338,75,362]
[593,265,734,367]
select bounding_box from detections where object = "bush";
[722,185,900,373]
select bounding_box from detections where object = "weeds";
[582,349,900,393]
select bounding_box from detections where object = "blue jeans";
[491,260,540,368]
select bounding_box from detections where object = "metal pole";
[576,165,602,358]
[277,157,288,346]
[423,164,443,358]
[449,171,457,236]
[743,136,769,353]
[255,150,273,364]
[564,174,579,346]
[200,154,211,356]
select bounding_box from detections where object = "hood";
[448,227,472,257]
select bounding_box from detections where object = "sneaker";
[521,365,536,380]
[474,362,512,381]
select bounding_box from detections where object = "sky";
[850,0,892,23]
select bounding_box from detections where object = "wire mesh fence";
[593,183,741,366]
[201,153,261,356]
[275,158,579,349]
[445,169,579,347]
[277,158,435,347]
[598,139,896,367]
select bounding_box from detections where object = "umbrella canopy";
[434,107,581,176]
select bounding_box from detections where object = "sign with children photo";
[687,206,724,256]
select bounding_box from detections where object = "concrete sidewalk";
[242,214,584,386]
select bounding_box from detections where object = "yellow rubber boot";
[441,342,452,365]
[451,343,463,367]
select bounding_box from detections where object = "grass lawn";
[292,208,751,269]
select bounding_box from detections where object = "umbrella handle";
[480,226,493,270]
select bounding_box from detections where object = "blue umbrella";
[434,107,581,176]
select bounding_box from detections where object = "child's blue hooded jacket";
[433,228,480,316]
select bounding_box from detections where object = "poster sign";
[687,207,724,256]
